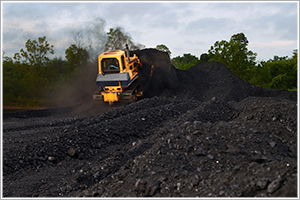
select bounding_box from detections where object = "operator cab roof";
[100,50,124,57]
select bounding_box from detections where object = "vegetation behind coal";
[2,31,297,108]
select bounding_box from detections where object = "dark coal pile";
[162,61,296,103]
[80,97,297,198]
[130,48,178,98]
[2,49,297,197]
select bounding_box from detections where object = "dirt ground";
[2,49,298,197]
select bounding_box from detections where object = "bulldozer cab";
[98,50,128,74]
[101,58,121,73]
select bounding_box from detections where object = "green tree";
[171,53,201,70]
[199,53,210,63]
[208,34,257,81]
[248,63,271,88]
[13,36,54,67]
[156,44,171,56]
[3,52,19,104]
[65,44,90,74]
[268,55,288,62]
[255,50,297,90]
[105,27,144,51]
[50,56,67,74]
[230,32,249,45]
[9,36,56,105]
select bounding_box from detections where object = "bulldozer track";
[121,90,136,104]
[121,76,144,104]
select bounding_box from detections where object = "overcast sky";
[1,1,298,61]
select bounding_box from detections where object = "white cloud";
[249,40,298,61]
[184,17,234,34]
[250,40,296,48]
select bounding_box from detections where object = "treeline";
[171,33,297,91]
[3,37,91,106]
[2,31,297,107]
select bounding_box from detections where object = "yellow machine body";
[93,48,142,105]
[101,84,123,105]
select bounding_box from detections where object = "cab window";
[101,58,120,73]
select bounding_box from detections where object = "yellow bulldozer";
[93,45,145,105]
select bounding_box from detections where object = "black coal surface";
[2,49,297,197]
[130,49,179,98]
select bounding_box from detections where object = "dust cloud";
[47,17,107,111]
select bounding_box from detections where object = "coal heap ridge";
[132,48,296,103]
[2,48,297,197]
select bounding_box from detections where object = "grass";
[288,88,297,91]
